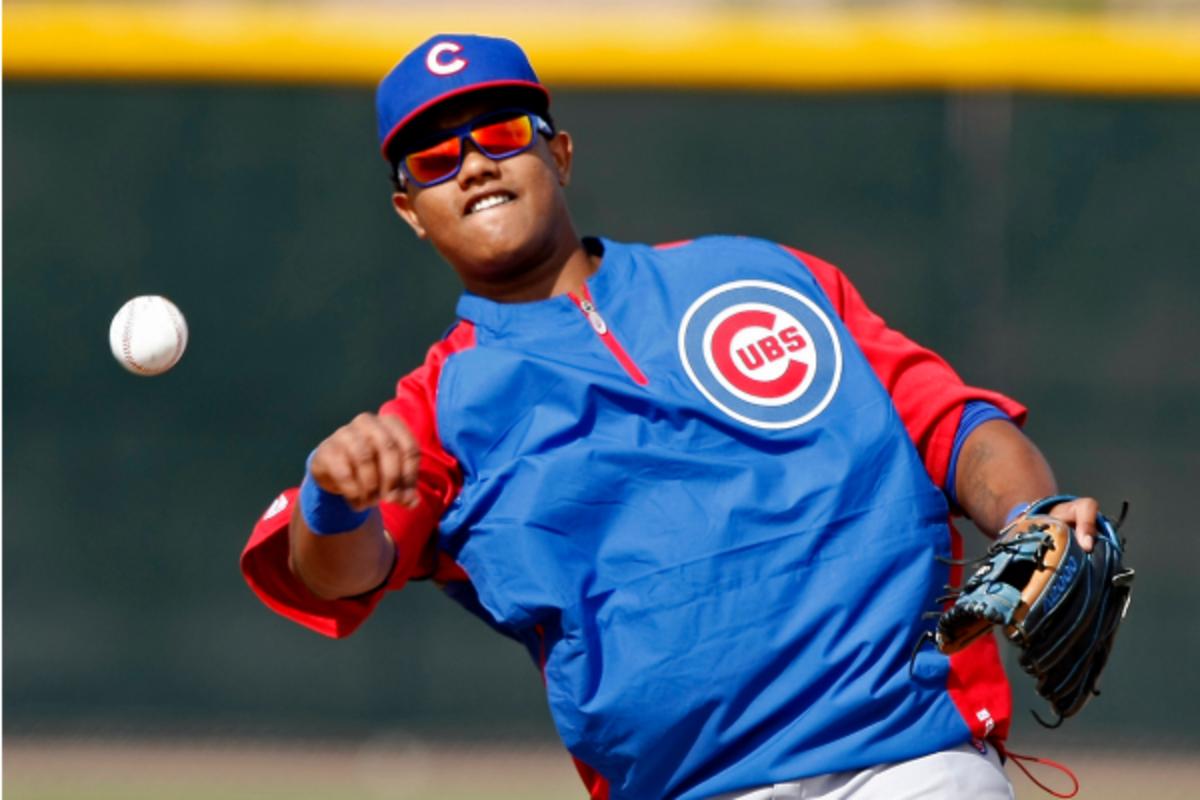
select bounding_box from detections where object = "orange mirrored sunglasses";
[397,109,554,188]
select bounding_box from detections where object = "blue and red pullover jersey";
[242,236,1027,800]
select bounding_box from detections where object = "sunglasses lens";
[471,115,534,156]
[401,113,539,186]
[404,136,462,185]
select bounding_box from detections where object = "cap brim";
[379,80,550,159]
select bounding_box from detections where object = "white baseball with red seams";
[108,295,189,376]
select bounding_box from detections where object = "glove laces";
[907,531,1058,676]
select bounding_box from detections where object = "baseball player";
[241,34,1107,799]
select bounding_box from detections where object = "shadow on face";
[386,86,554,177]
[386,88,581,295]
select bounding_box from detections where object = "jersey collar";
[455,237,626,336]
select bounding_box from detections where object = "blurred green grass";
[3,738,584,800]
[6,739,1200,800]
[7,790,565,800]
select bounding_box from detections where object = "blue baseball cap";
[376,34,550,160]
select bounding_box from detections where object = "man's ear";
[547,130,574,187]
[391,191,427,239]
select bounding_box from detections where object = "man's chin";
[450,234,552,282]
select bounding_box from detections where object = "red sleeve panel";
[782,246,1021,741]
[238,321,476,638]
[781,246,1028,488]
[239,488,393,638]
[378,321,475,583]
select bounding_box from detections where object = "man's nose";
[456,139,500,187]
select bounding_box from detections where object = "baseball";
[108,295,189,376]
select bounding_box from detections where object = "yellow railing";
[5,3,1200,94]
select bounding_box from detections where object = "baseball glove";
[933,495,1135,727]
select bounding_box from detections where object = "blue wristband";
[1004,502,1030,526]
[1004,494,1078,526]
[299,451,371,535]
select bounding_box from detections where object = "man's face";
[390,93,576,288]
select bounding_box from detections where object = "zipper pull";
[579,298,609,335]
[568,290,650,387]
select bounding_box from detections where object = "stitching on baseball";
[120,297,183,375]
[167,304,186,368]
[121,299,153,374]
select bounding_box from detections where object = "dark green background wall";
[4,83,1198,749]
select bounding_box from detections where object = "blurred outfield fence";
[5,1,1200,92]
[4,1,1200,793]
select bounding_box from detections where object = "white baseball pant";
[707,742,1014,800]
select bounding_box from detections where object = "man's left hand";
[1045,496,1101,552]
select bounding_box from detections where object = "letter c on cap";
[426,42,467,76]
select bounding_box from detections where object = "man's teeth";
[469,194,513,214]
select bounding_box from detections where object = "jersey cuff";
[945,401,1013,509]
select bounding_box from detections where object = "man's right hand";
[309,413,422,511]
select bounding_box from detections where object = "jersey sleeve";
[238,323,473,638]
[238,488,400,638]
[782,246,1028,489]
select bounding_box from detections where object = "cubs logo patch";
[678,280,842,429]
